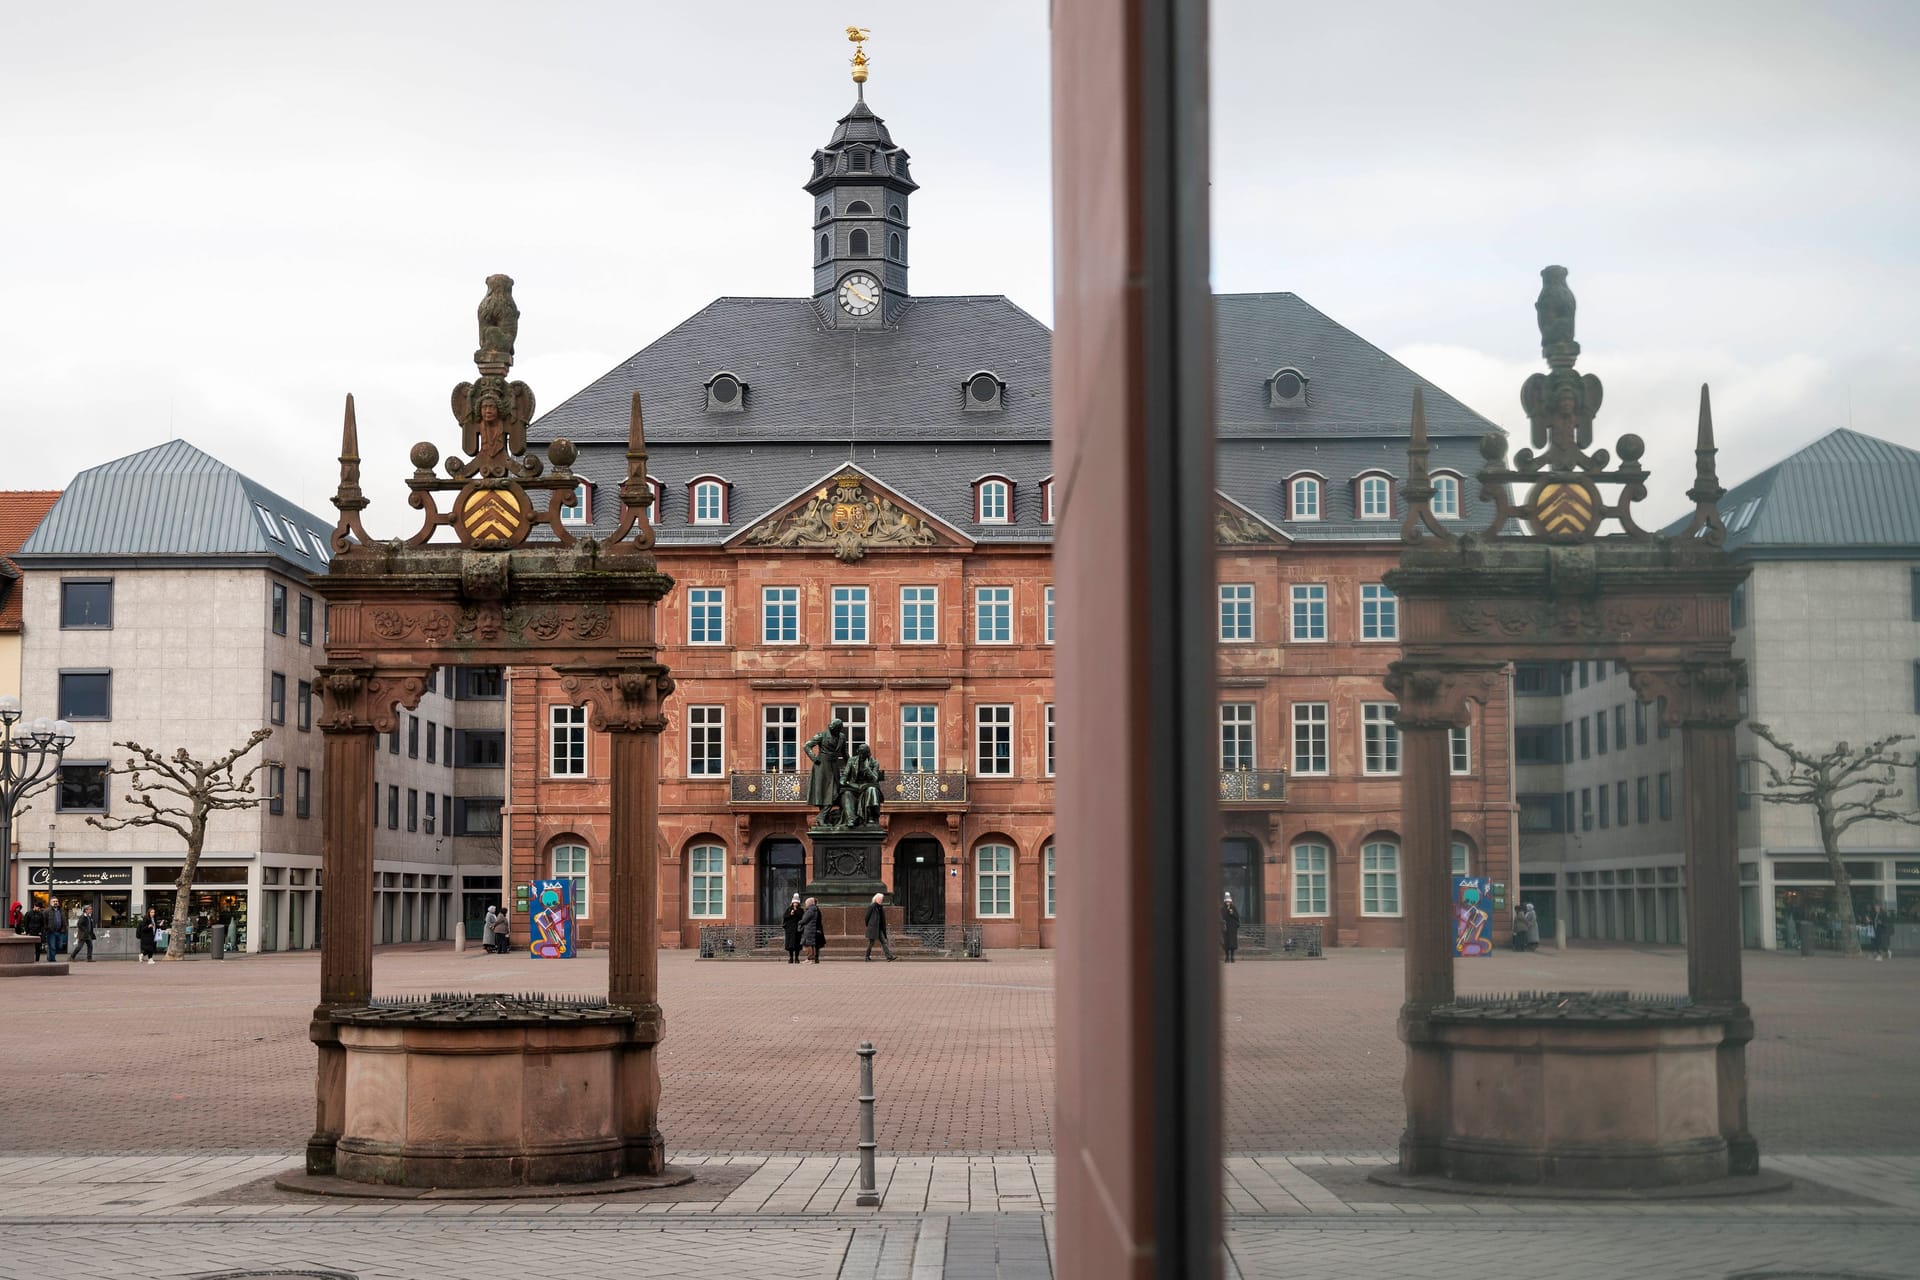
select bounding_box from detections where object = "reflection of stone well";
[1400,992,1755,1189]
[330,994,654,1189]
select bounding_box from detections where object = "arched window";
[691,479,726,525]
[1290,476,1321,520]
[1359,474,1392,519]
[558,481,589,524]
[551,842,589,918]
[818,233,830,261]
[975,843,1014,918]
[847,200,872,215]
[1044,844,1057,918]
[976,478,1010,523]
[1450,839,1471,877]
[688,843,727,919]
[1291,841,1330,916]
[849,228,869,256]
[850,148,868,171]
[818,205,831,223]
[1432,474,1461,518]
[889,231,901,261]
[1361,840,1400,916]
[888,203,903,219]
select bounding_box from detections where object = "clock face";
[837,273,881,317]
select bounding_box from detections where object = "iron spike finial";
[328,393,373,555]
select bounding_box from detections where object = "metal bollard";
[856,1041,879,1206]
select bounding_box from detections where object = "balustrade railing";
[728,770,968,806]
[697,922,984,959]
[1217,768,1286,803]
[1236,923,1322,956]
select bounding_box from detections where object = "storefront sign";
[27,865,134,889]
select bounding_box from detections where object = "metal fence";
[698,923,985,959]
[1237,923,1323,957]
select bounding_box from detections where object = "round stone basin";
[330,993,638,1189]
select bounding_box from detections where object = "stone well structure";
[1380,267,1769,1191]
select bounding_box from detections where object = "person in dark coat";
[1221,892,1240,963]
[136,910,158,964]
[71,906,97,962]
[782,894,805,964]
[798,896,825,964]
[864,892,895,962]
[22,904,45,960]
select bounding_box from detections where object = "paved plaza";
[4,944,1919,1276]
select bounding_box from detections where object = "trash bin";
[209,924,227,960]
[1797,920,1813,957]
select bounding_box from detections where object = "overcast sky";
[4,1,1915,530]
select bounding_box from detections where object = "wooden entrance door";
[894,839,945,929]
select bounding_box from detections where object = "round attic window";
[968,373,1000,403]
[710,375,740,405]
[1272,369,1304,400]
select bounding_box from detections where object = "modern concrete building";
[1514,428,1920,950]
[11,440,502,951]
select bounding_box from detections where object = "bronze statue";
[803,718,850,826]
[838,742,885,828]
[477,273,520,362]
[1534,264,1576,355]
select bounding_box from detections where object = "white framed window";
[253,504,286,541]
[901,586,938,644]
[975,843,1014,917]
[763,705,799,772]
[977,479,1010,523]
[552,843,589,917]
[1044,585,1056,645]
[688,843,727,918]
[1044,844,1057,918]
[558,481,590,524]
[1450,839,1470,877]
[1219,703,1255,771]
[1359,474,1393,519]
[1291,703,1329,775]
[1362,703,1400,775]
[1361,841,1400,916]
[691,479,726,524]
[550,704,588,777]
[1292,842,1330,916]
[762,586,799,643]
[831,586,869,644]
[688,705,724,777]
[1044,703,1056,777]
[975,704,1013,776]
[1359,584,1398,641]
[688,587,726,645]
[901,705,938,772]
[1432,474,1461,519]
[1219,583,1254,642]
[1290,584,1327,642]
[1450,725,1471,776]
[830,703,869,749]
[975,586,1013,644]
[1290,476,1321,520]
[1042,481,1055,524]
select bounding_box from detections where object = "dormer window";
[558,481,590,524]
[1432,473,1461,519]
[689,477,729,526]
[705,372,745,413]
[847,200,872,215]
[1041,477,1055,524]
[646,476,665,521]
[254,505,285,541]
[1358,473,1393,519]
[964,370,1004,412]
[850,148,869,171]
[1269,366,1309,408]
[1289,476,1323,521]
[975,477,1012,524]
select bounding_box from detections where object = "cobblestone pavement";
[3,943,1914,1157]
[4,1154,1920,1279]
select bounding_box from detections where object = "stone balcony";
[1218,768,1287,805]
[728,770,969,809]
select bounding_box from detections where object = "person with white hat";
[1221,891,1241,963]
[782,893,805,964]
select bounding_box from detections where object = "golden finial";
[847,26,870,86]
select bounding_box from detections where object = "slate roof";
[535,291,1502,547]
[0,490,61,634]
[1661,428,1920,557]
[14,439,335,575]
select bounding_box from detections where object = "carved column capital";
[1384,662,1508,729]
[316,664,434,734]
[1628,659,1744,729]
[556,664,676,733]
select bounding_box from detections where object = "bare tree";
[87,729,273,959]
[1745,724,1919,957]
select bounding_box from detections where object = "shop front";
[139,864,251,951]
[1770,858,1888,951]
[26,865,136,953]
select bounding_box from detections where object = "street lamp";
[0,697,74,913]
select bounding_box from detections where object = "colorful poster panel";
[530,878,576,959]
[1452,876,1494,957]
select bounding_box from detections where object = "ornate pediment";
[1216,494,1286,545]
[737,468,962,562]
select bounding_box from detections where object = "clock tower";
[807,31,917,329]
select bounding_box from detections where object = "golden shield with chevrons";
[455,480,532,548]
[1527,479,1601,542]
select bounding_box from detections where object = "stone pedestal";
[803,827,887,905]
[0,934,65,977]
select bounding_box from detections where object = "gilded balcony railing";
[727,770,968,806]
[1218,768,1286,804]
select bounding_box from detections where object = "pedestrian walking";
[782,894,804,964]
[71,905,97,962]
[799,896,824,964]
[1520,901,1539,952]
[864,893,895,962]
[22,903,45,960]
[44,900,66,962]
[483,905,500,953]
[490,905,513,956]
[136,910,158,964]
[1869,904,1892,961]
[1221,892,1240,963]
